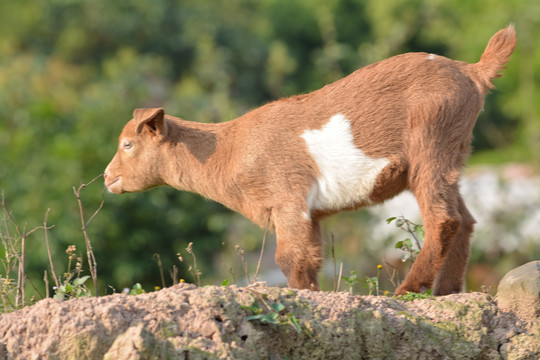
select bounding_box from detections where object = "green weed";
[54,276,92,300]
[364,265,383,296]
[53,245,92,300]
[341,270,360,294]
[386,216,424,263]
[241,290,313,338]
[129,283,145,295]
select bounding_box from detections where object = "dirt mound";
[1,283,539,359]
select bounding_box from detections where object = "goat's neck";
[162,117,238,207]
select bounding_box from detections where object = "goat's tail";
[472,25,517,93]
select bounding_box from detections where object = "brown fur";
[104,26,516,295]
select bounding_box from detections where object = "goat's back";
[237,50,484,160]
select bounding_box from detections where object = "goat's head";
[104,108,168,194]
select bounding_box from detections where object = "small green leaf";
[287,314,302,333]
[73,275,90,286]
[303,324,314,338]
[240,301,262,314]
[245,314,264,322]
[395,240,404,249]
[261,312,280,324]
[271,303,285,313]
[386,217,397,224]
[241,306,261,314]
[342,270,360,286]
[403,238,413,247]
[415,226,425,240]
[221,278,230,287]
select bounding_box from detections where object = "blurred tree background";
[0,0,538,297]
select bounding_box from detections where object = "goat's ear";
[134,108,167,137]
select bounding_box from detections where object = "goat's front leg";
[273,210,322,291]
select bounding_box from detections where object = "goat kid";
[104,26,516,295]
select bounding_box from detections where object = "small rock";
[103,324,161,360]
[497,261,540,320]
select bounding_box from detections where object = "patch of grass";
[395,290,434,302]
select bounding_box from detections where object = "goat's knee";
[461,210,476,234]
[431,215,462,258]
[433,201,476,295]
[274,218,322,291]
[274,248,296,280]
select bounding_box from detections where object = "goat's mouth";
[105,177,123,194]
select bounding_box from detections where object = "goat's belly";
[301,113,390,212]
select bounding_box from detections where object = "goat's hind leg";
[433,195,475,295]
[395,167,463,295]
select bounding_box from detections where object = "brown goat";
[104,26,516,295]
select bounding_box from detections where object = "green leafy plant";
[342,270,361,294]
[364,264,383,296]
[53,245,92,300]
[241,291,313,338]
[54,275,91,300]
[242,301,281,324]
[342,265,384,296]
[130,283,145,295]
[387,216,424,263]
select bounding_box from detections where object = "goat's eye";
[122,141,133,150]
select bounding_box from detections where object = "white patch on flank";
[301,114,390,214]
[428,53,436,60]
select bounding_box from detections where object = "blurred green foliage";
[0,0,538,294]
